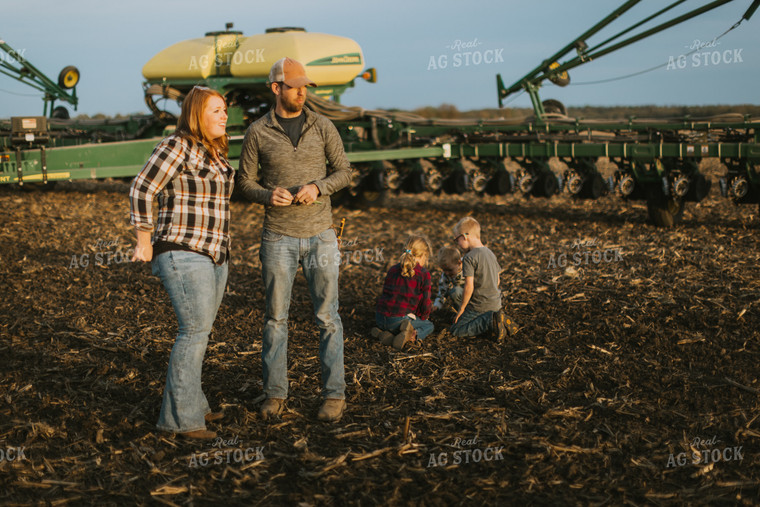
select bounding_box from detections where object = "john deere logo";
[308,53,362,66]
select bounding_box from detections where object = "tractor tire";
[51,106,70,119]
[542,99,567,116]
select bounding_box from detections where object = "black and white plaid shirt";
[433,270,465,309]
[129,135,234,264]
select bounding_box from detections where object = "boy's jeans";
[152,250,228,433]
[447,286,464,312]
[259,228,345,400]
[449,306,495,337]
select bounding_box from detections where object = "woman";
[129,86,234,440]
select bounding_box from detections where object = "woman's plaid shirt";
[129,135,235,264]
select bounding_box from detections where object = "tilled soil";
[1,171,759,506]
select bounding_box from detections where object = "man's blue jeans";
[449,306,495,337]
[375,313,434,341]
[152,250,228,433]
[259,228,345,400]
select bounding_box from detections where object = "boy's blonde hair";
[453,216,481,240]
[400,236,432,278]
[437,245,461,272]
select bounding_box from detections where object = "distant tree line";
[411,103,760,120]
[74,104,760,121]
[73,113,132,120]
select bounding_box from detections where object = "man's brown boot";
[179,429,217,440]
[260,398,285,420]
[317,399,346,422]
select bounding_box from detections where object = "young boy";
[449,217,518,341]
[432,245,465,313]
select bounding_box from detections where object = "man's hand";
[453,309,464,323]
[294,184,320,205]
[271,187,294,206]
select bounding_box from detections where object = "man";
[237,57,352,422]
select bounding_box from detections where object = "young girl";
[373,236,434,350]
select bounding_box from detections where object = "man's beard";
[280,96,303,114]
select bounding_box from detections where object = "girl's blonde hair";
[400,236,432,278]
[176,86,229,159]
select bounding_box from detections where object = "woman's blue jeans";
[259,228,345,400]
[152,250,228,433]
[375,313,434,341]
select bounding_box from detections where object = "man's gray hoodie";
[237,107,352,238]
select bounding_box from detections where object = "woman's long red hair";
[176,86,228,159]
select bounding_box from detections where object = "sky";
[1,0,758,118]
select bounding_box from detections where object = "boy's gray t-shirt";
[462,246,501,312]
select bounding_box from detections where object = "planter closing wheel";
[532,172,559,198]
[646,186,685,227]
[582,172,607,199]
[352,188,388,208]
[443,168,468,195]
[485,169,511,195]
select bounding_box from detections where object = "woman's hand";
[132,229,153,262]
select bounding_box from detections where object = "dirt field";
[1,173,759,505]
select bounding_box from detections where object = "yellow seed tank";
[142,27,364,87]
